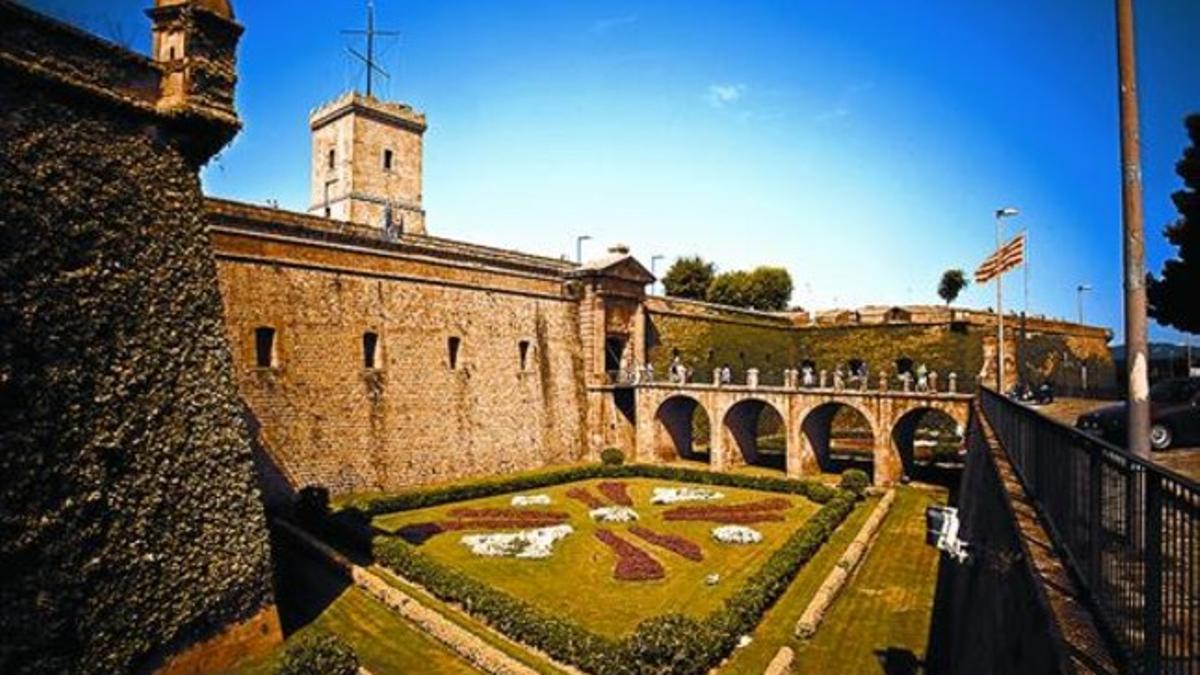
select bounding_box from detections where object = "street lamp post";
[575,235,592,264]
[995,207,1020,391]
[650,255,665,295]
[1115,0,1151,458]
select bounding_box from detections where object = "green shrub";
[839,469,870,497]
[295,485,330,528]
[624,614,718,675]
[600,447,626,466]
[276,631,358,675]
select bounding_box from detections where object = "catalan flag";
[974,232,1026,284]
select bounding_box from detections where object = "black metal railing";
[979,387,1200,673]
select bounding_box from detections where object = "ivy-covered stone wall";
[0,78,274,672]
[646,305,1114,393]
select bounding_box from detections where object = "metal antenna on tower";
[342,0,400,97]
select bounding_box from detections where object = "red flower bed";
[440,516,566,531]
[595,529,665,581]
[395,522,445,545]
[447,507,569,521]
[597,481,633,506]
[628,526,703,562]
[566,487,607,509]
[662,497,791,524]
[666,511,785,524]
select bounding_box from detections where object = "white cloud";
[707,83,747,108]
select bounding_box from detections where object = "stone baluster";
[746,368,760,388]
[819,369,828,389]
[948,372,958,393]
[713,368,723,387]
[901,373,912,393]
[929,371,938,393]
[878,370,888,392]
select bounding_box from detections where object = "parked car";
[1009,381,1055,405]
[1076,377,1200,450]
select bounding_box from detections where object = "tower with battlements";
[308,93,427,234]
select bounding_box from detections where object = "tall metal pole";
[575,235,591,264]
[366,1,374,97]
[1116,0,1151,457]
[650,254,664,295]
[995,214,1005,391]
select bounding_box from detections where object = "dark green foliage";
[622,615,718,675]
[839,469,870,497]
[705,270,754,308]
[661,256,715,301]
[276,631,359,675]
[1148,113,1200,334]
[938,269,968,305]
[705,266,793,312]
[600,447,626,466]
[0,75,272,672]
[369,470,855,675]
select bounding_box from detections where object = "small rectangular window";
[328,148,336,170]
[363,331,380,369]
[254,327,276,368]
[519,340,531,371]
[448,336,461,370]
[383,149,394,171]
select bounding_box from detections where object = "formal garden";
[284,459,866,674]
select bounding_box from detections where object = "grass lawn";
[720,494,880,674]
[231,553,478,675]
[789,486,946,673]
[373,477,820,638]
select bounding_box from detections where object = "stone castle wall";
[209,202,588,496]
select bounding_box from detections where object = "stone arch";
[722,398,788,471]
[799,401,878,476]
[653,395,712,463]
[890,405,967,475]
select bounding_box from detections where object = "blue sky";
[34,0,1200,344]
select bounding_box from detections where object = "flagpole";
[993,208,1020,391]
[996,215,1004,391]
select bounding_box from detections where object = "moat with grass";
[246,459,952,675]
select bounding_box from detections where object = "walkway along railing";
[979,387,1200,673]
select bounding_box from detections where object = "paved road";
[1029,397,1200,481]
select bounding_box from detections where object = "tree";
[937,269,968,305]
[705,270,753,307]
[1148,114,1200,335]
[705,266,793,311]
[662,256,715,300]
[745,266,793,311]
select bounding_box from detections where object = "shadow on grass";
[873,646,923,674]
[269,529,353,636]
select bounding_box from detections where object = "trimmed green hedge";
[347,464,837,517]
[371,477,856,675]
[276,630,358,675]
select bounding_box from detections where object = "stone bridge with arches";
[626,383,973,486]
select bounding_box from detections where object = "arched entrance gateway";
[891,407,965,481]
[800,402,878,479]
[721,399,787,472]
[653,395,711,464]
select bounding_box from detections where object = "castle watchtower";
[308,93,427,234]
[146,0,242,125]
